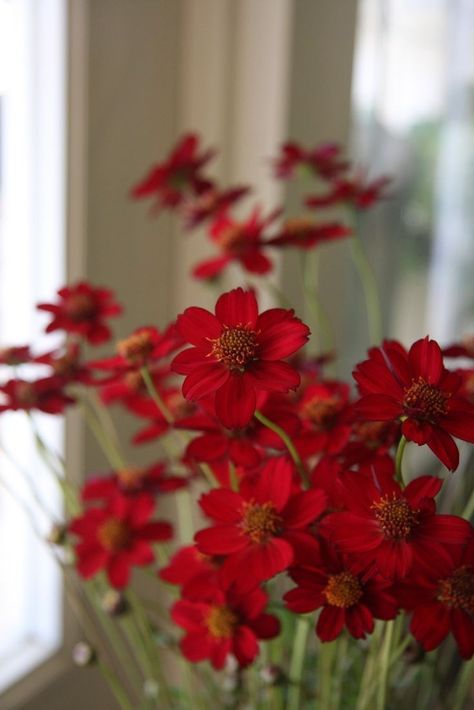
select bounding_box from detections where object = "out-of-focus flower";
[274,141,349,181]
[267,218,350,250]
[0,376,75,414]
[306,174,390,211]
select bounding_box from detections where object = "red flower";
[172,287,309,428]
[267,218,350,250]
[274,141,349,180]
[399,538,474,659]
[323,472,471,579]
[0,377,74,414]
[306,174,390,211]
[130,133,215,211]
[183,185,250,229]
[192,208,277,280]
[160,545,219,599]
[353,337,474,470]
[195,457,326,588]
[82,462,187,502]
[442,335,474,360]
[341,420,400,467]
[70,494,173,588]
[284,540,398,641]
[0,345,32,365]
[37,281,122,345]
[295,380,352,456]
[171,585,280,669]
[35,343,96,386]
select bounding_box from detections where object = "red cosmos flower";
[322,472,471,579]
[69,494,173,588]
[37,282,122,345]
[130,133,215,210]
[442,335,474,360]
[274,141,349,180]
[306,174,390,211]
[192,208,278,280]
[353,337,474,470]
[295,380,352,457]
[129,387,198,444]
[182,185,250,229]
[341,419,400,467]
[0,345,32,365]
[267,218,350,250]
[0,377,74,414]
[195,457,326,589]
[284,540,398,642]
[172,288,310,428]
[34,343,96,386]
[82,462,187,503]
[399,537,474,659]
[171,585,280,669]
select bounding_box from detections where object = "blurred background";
[0,0,473,707]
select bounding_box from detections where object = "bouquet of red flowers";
[2,134,474,709]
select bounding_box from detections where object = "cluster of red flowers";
[129,134,389,282]
[2,135,474,674]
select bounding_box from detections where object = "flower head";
[172,288,309,428]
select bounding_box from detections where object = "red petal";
[245,360,300,392]
[232,626,259,666]
[107,555,131,589]
[199,489,244,522]
[177,307,221,346]
[451,608,474,659]
[284,587,322,613]
[426,428,459,470]
[257,318,309,360]
[182,364,229,400]
[282,489,327,528]
[215,288,258,328]
[316,606,345,642]
[408,337,443,384]
[214,374,256,428]
[195,525,247,554]
[404,475,443,506]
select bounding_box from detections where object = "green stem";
[349,225,383,346]
[301,251,335,353]
[80,398,127,471]
[452,655,474,710]
[287,617,310,710]
[395,435,407,487]
[319,640,338,709]
[461,484,474,521]
[377,620,395,710]
[98,662,134,710]
[254,410,309,486]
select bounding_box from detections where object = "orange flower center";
[117,467,146,490]
[324,571,363,608]
[53,352,78,377]
[210,325,258,370]
[241,501,282,543]
[403,376,449,421]
[65,293,97,322]
[283,217,315,237]
[372,494,419,540]
[97,519,131,553]
[125,371,145,392]
[302,395,341,430]
[437,565,474,612]
[353,421,389,448]
[15,381,37,406]
[218,224,246,252]
[205,605,238,639]
[117,332,155,364]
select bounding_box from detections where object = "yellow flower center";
[324,571,363,608]
[403,376,449,421]
[205,605,237,638]
[372,494,419,540]
[437,565,474,612]
[210,325,258,370]
[241,501,282,543]
[97,519,131,553]
[302,395,341,430]
[65,293,97,321]
[117,331,155,363]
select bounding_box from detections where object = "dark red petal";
[355,394,401,420]
[345,604,374,639]
[107,555,131,589]
[404,475,443,506]
[408,337,443,384]
[257,319,309,361]
[199,489,244,523]
[232,626,259,667]
[76,547,108,578]
[245,360,300,392]
[215,288,258,328]
[451,608,474,659]
[282,489,327,528]
[284,587,322,613]
[172,347,209,375]
[426,428,459,471]
[171,600,206,632]
[177,307,221,345]
[186,433,228,462]
[214,374,256,428]
[195,525,247,555]
[182,364,229,400]
[180,632,213,662]
[193,256,231,279]
[316,606,345,642]
[410,603,450,651]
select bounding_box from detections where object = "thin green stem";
[254,410,309,486]
[461,484,474,521]
[98,662,134,710]
[80,398,127,471]
[395,435,407,487]
[452,655,474,710]
[301,251,335,353]
[349,224,383,346]
[287,617,310,710]
[377,620,395,710]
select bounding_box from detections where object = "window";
[0,0,66,692]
